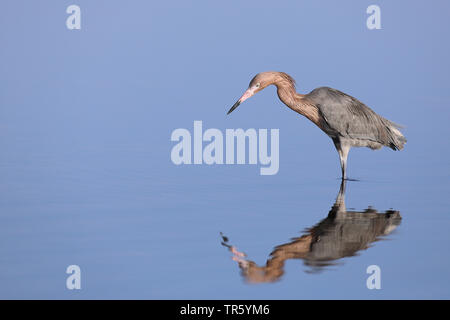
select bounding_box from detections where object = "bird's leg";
[340,144,350,180]
[333,139,350,180]
[340,153,346,179]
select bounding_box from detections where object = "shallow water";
[1,1,450,299]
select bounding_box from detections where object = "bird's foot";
[339,177,360,182]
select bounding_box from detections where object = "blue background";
[1,0,449,299]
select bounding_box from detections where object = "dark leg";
[333,138,350,180]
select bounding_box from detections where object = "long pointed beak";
[227,88,255,115]
[227,100,240,115]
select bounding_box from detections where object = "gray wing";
[305,87,406,150]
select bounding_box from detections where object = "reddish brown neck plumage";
[268,74,323,129]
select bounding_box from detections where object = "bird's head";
[227,71,295,115]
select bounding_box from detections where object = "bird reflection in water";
[221,180,402,283]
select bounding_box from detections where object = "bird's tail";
[384,120,407,150]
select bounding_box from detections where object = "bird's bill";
[227,87,256,115]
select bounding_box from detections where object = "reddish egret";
[227,71,406,179]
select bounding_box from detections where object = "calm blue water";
[1,1,450,299]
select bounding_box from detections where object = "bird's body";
[304,87,405,149]
[227,71,406,179]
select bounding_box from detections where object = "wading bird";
[227,72,406,179]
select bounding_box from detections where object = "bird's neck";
[274,81,323,129]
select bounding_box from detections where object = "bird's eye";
[255,83,260,88]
